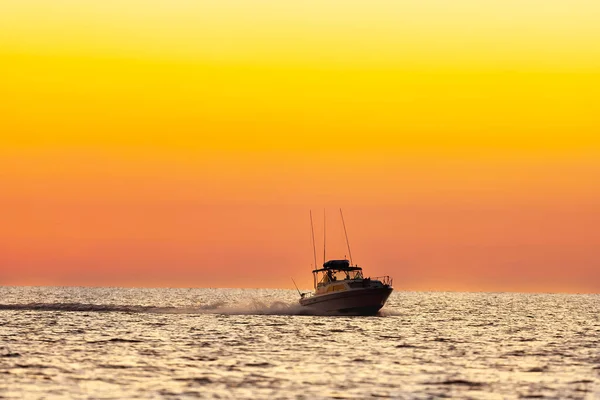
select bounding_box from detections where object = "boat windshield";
[318,268,363,286]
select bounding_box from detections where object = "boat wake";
[0,301,318,316]
[194,300,315,315]
[377,308,403,317]
[0,301,393,316]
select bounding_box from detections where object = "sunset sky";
[1,1,599,292]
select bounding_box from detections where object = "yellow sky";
[1,0,599,291]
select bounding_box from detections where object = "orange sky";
[1,0,599,292]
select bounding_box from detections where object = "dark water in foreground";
[0,287,598,399]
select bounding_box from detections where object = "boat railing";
[373,276,393,287]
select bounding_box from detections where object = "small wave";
[98,364,134,369]
[0,352,20,358]
[395,343,424,349]
[175,377,214,385]
[88,338,144,344]
[526,366,548,373]
[244,362,272,367]
[379,335,402,339]
[429,379,485,388]
[504,350,527,357]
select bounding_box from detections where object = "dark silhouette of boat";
[299,259,393,315]
[296,210,393,316]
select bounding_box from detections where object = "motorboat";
[297,209,393,315]
[299,259,393,315]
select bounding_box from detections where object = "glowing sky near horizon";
[1,0,599,292]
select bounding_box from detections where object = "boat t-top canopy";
[312,259,362,273]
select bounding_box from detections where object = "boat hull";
[299,287,393,316]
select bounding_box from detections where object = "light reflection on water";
[0,287,598,399]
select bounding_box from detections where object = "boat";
[299,259,393,315]
[297,210,393,316]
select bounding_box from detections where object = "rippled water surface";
[0,287,598,399]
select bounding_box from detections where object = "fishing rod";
[340,208,353,266]
[291,278,303,298]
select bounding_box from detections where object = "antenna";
[309,210,318,271]
[323,209,326,265]
[340,208,353,266]
[291,278,302,297]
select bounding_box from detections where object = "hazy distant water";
[0,287,598,399]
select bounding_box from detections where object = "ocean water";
[0,287,598,399]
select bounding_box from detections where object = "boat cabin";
[312,259,364,289]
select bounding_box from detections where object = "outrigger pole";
[323,208,326,265]
[310,210,318,271]
[291,278,302,297]
[340,208,354,266]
